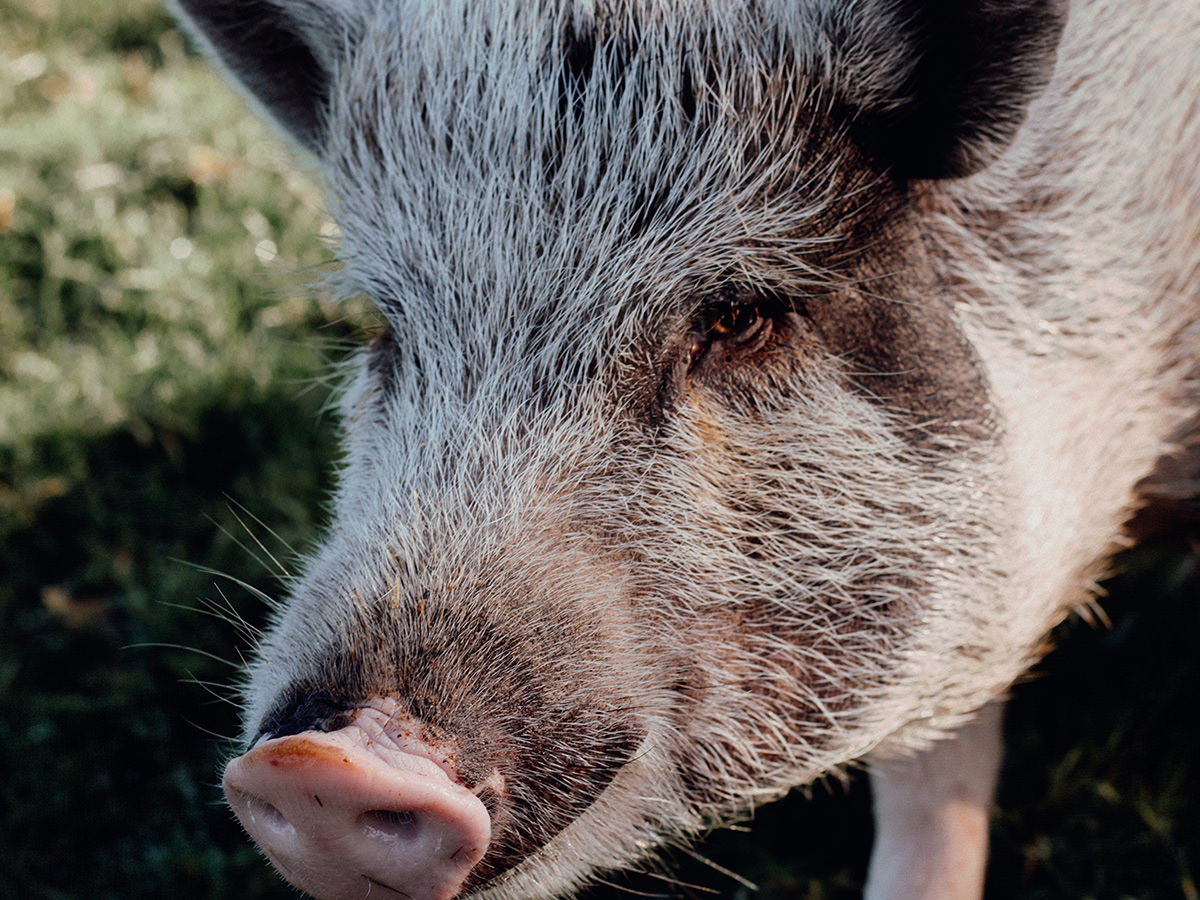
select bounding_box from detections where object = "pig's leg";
[863,701,1004,900]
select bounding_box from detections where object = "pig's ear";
[852,0,1068,179]
[171,0,363,155]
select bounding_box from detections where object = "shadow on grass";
[989,540,1200,900]
[0,380,333,900]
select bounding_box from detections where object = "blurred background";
[1,1,1196,898]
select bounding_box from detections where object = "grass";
[1,2,365,896]
[1,2,1196,899]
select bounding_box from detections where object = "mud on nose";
[223,730,491,900]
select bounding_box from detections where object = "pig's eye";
[704,302,769,345]
[690,292,782,366]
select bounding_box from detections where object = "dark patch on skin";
[559,20,597,121]
[358,323,410,412]
[778,154,997,444]
[827,203,997,444]
[554,15,638,146]
[365,325,397,382]
[807,299,996,445]
[254,690,357,745]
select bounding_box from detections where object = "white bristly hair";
[179,0,1197,896]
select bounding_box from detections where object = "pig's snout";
[223,719,491,900]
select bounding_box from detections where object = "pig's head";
[174,1,1066,899]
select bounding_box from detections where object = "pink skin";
[223,707,491,900]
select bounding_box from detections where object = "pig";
[170,0,1199,899]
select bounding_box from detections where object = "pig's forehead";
[319,0,906,327]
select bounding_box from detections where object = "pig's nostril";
[237,791,292,835]
[361,808,419,840]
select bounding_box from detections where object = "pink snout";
[223,727,491,900]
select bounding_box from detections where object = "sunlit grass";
[1,0,349,456]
